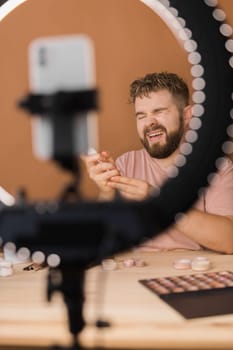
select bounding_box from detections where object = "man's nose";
[145,115,158,127]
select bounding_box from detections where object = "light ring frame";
[142,0,233,229]
[0,0,232,262]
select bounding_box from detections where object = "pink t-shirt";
[116,149,233,251]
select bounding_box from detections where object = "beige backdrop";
[0,0,232,200]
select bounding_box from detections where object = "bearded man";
[83,72,233,254]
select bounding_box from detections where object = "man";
[83,72,233,254]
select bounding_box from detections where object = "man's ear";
[183,105,193,125]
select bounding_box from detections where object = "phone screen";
[28,34,98,159]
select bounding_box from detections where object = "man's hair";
[129,72,190,108]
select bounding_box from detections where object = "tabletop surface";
[0,249,233,349]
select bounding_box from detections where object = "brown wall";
[0,0,232,200]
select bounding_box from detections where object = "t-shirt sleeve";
[205,158,233,216]
[115,154,127,176]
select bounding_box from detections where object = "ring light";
[0,0,232,265]
[0,0,26,20]
[0,2,232,348]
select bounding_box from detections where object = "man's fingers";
[108,181,140,194]
[100,169,119,180]
[91,169,119,182]
[81,154,100,167]
[117,188,146,200]
[110,176,136,185]
[90,162,119,177]
[108,176,151,200]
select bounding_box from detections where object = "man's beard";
[140,118,185,159]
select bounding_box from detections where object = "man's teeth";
[148,131,163,137]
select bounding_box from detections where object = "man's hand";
[81,151,120,200]
[108,176,153,200]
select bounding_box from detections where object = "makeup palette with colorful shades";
[139,271,233,319]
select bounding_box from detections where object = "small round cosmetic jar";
[123,258,136,268]
[0,260,13,277]
[134,258,146,267]
[173,258,192,270]
[191,256,211,271]
[101,259,117,271]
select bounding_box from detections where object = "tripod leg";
[48,267,85,350]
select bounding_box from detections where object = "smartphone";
[28,34,98,159]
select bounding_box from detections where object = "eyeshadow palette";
[139,271,233,319]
